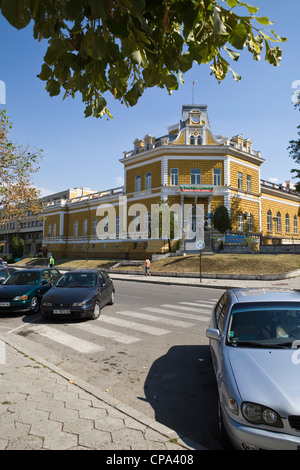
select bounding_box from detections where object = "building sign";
[225,234,245,244]
[180,184,213,193]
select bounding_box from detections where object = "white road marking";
[117,310,193,327]
[143,307,210,322]
[99,316,169,335]
[162,303,211,314]
[74,321,140,344]
[31,325,104,353]
[179,301,214,307]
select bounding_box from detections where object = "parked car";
[0,268,61,314]
[206,287,300,450]
[0,267,16,283]
[41,269,115,320]
[0,259,8,267]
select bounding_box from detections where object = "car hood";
[0,285,37,298]
[43,286,97,303]
[228,347,300,415]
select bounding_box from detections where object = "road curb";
[0,333,206,451]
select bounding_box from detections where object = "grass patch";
[114,254,300,275]
[14,254,300,275]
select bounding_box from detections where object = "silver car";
[206,287,300,450]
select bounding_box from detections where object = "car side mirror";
[0,278,4,284]
[206,328,221,341]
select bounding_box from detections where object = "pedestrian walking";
[144,258,151,276]
[49,255,54,268]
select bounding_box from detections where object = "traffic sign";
[196,240,205,250]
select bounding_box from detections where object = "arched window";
[247,214,252,232]
[53,223,56,237]
[135,212,140,232]
[146,211,151,238]
[83,218,88,235]
[74,220,78,237]
[190,135,195,145]
[197,135,202,145]
[93,217,98,235]
[48,224,52,236]
[294,215,298,234]
[267,210,272,232]
[276,212,281,232]
[238,213,244,231]
[285,213,290,233]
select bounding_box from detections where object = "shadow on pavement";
[143,344,222,450]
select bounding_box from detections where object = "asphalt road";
[0,280,223,449]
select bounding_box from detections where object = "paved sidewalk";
[109,271,300,291]
[0,334,203,450]
[0,272,299,450]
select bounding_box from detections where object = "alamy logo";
[95,197,205,247]
[291,80,300,106]
[0,80,6,105]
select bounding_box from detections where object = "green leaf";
[223,46,240,61]
[44,39,67,66]
[0,0,31,29]
[229,23,248,50]
[239,2,259,14]
[229,66,242,81]
[226,0,238,7]
[255,16,274,25]
[265,46,282,66]
[38,63,53,81]
[46,79,60,96]
[213,7,227,35]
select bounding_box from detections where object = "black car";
[0,267,17,283]
[41,270,115,320]
[0,268,61,314]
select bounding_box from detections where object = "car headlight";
[72,301,87,307]
[13,295,28,301]
[42,302,52,306]
[242,402,283,428]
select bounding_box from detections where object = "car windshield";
[4,271,40,285]
[56,273,97,288]
[227,302,300,348]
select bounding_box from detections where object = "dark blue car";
[0,268,61,314]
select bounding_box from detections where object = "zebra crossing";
[19,298,218,354]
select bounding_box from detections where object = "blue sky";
[1,0,300,197]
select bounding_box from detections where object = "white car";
[206,287,300,450]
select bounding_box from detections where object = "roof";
[229,288,300,303]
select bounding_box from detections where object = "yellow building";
[41,105,300,259]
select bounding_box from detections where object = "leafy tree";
[213,205,231,234]
[17,238,25,258]
[287,118,300,192]
[0,0,286,118]
[0,109,44,221]
[10,236,19,260]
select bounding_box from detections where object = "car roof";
[228,287,300,304]
[14,268,59,272]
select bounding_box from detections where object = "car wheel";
[218,398,232,449]
[29,296,40,314]
[108,289,115,305]
[90,301,101,320]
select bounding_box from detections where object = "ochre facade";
[40,105,300,259]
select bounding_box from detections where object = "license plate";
[53,309,70,314]
[0,302,10,307]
